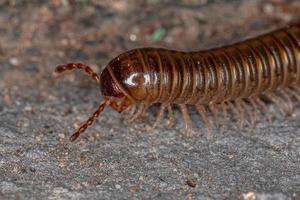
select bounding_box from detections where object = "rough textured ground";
[0,0,299,199]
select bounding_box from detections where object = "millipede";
[55,24,300,141]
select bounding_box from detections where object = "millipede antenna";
[55,63,108,141]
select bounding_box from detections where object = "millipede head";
[100,67,133,113]
[55,62,134,141]
[100,49,152,108]
[55,49,157,141]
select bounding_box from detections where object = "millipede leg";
[290,86,300,102]
[167,105,175,127]
[248,98,257,127]
[129,104,148,122]
[279,90,293,117]
[153,103,167,128]
[286,87,300,102]
[254,97,272,123]
[179,104,193,137]
[195,104,211,130]
[265,93,286,116]
[208,103,220,127]
[226,101,236,121]
[240,100,253,127]
[126,105,137,119]
[236,100,245,128]
[219,102,229,134]
[221,102,229,124]
[228,101,243,127]
[291,86,300,93]
[275,91,292,117]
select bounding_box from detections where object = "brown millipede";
[55,24,300,141]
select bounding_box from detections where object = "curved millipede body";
[56,24,300,141]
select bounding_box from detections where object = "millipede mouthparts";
[55,24,300,141]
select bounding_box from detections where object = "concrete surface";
[0,0,299,199]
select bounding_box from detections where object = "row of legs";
[127,86,300,135]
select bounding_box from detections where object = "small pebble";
[242,192,256,200]
[9,57,19,66]
[186,179,197,188]
[23,105,33,112]
[129,34,137,41]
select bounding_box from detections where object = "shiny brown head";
[55,49,147,141]
[100,49,152,107]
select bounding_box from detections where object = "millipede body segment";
[56,24,300,141]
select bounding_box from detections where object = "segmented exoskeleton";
[56,24,300,141]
